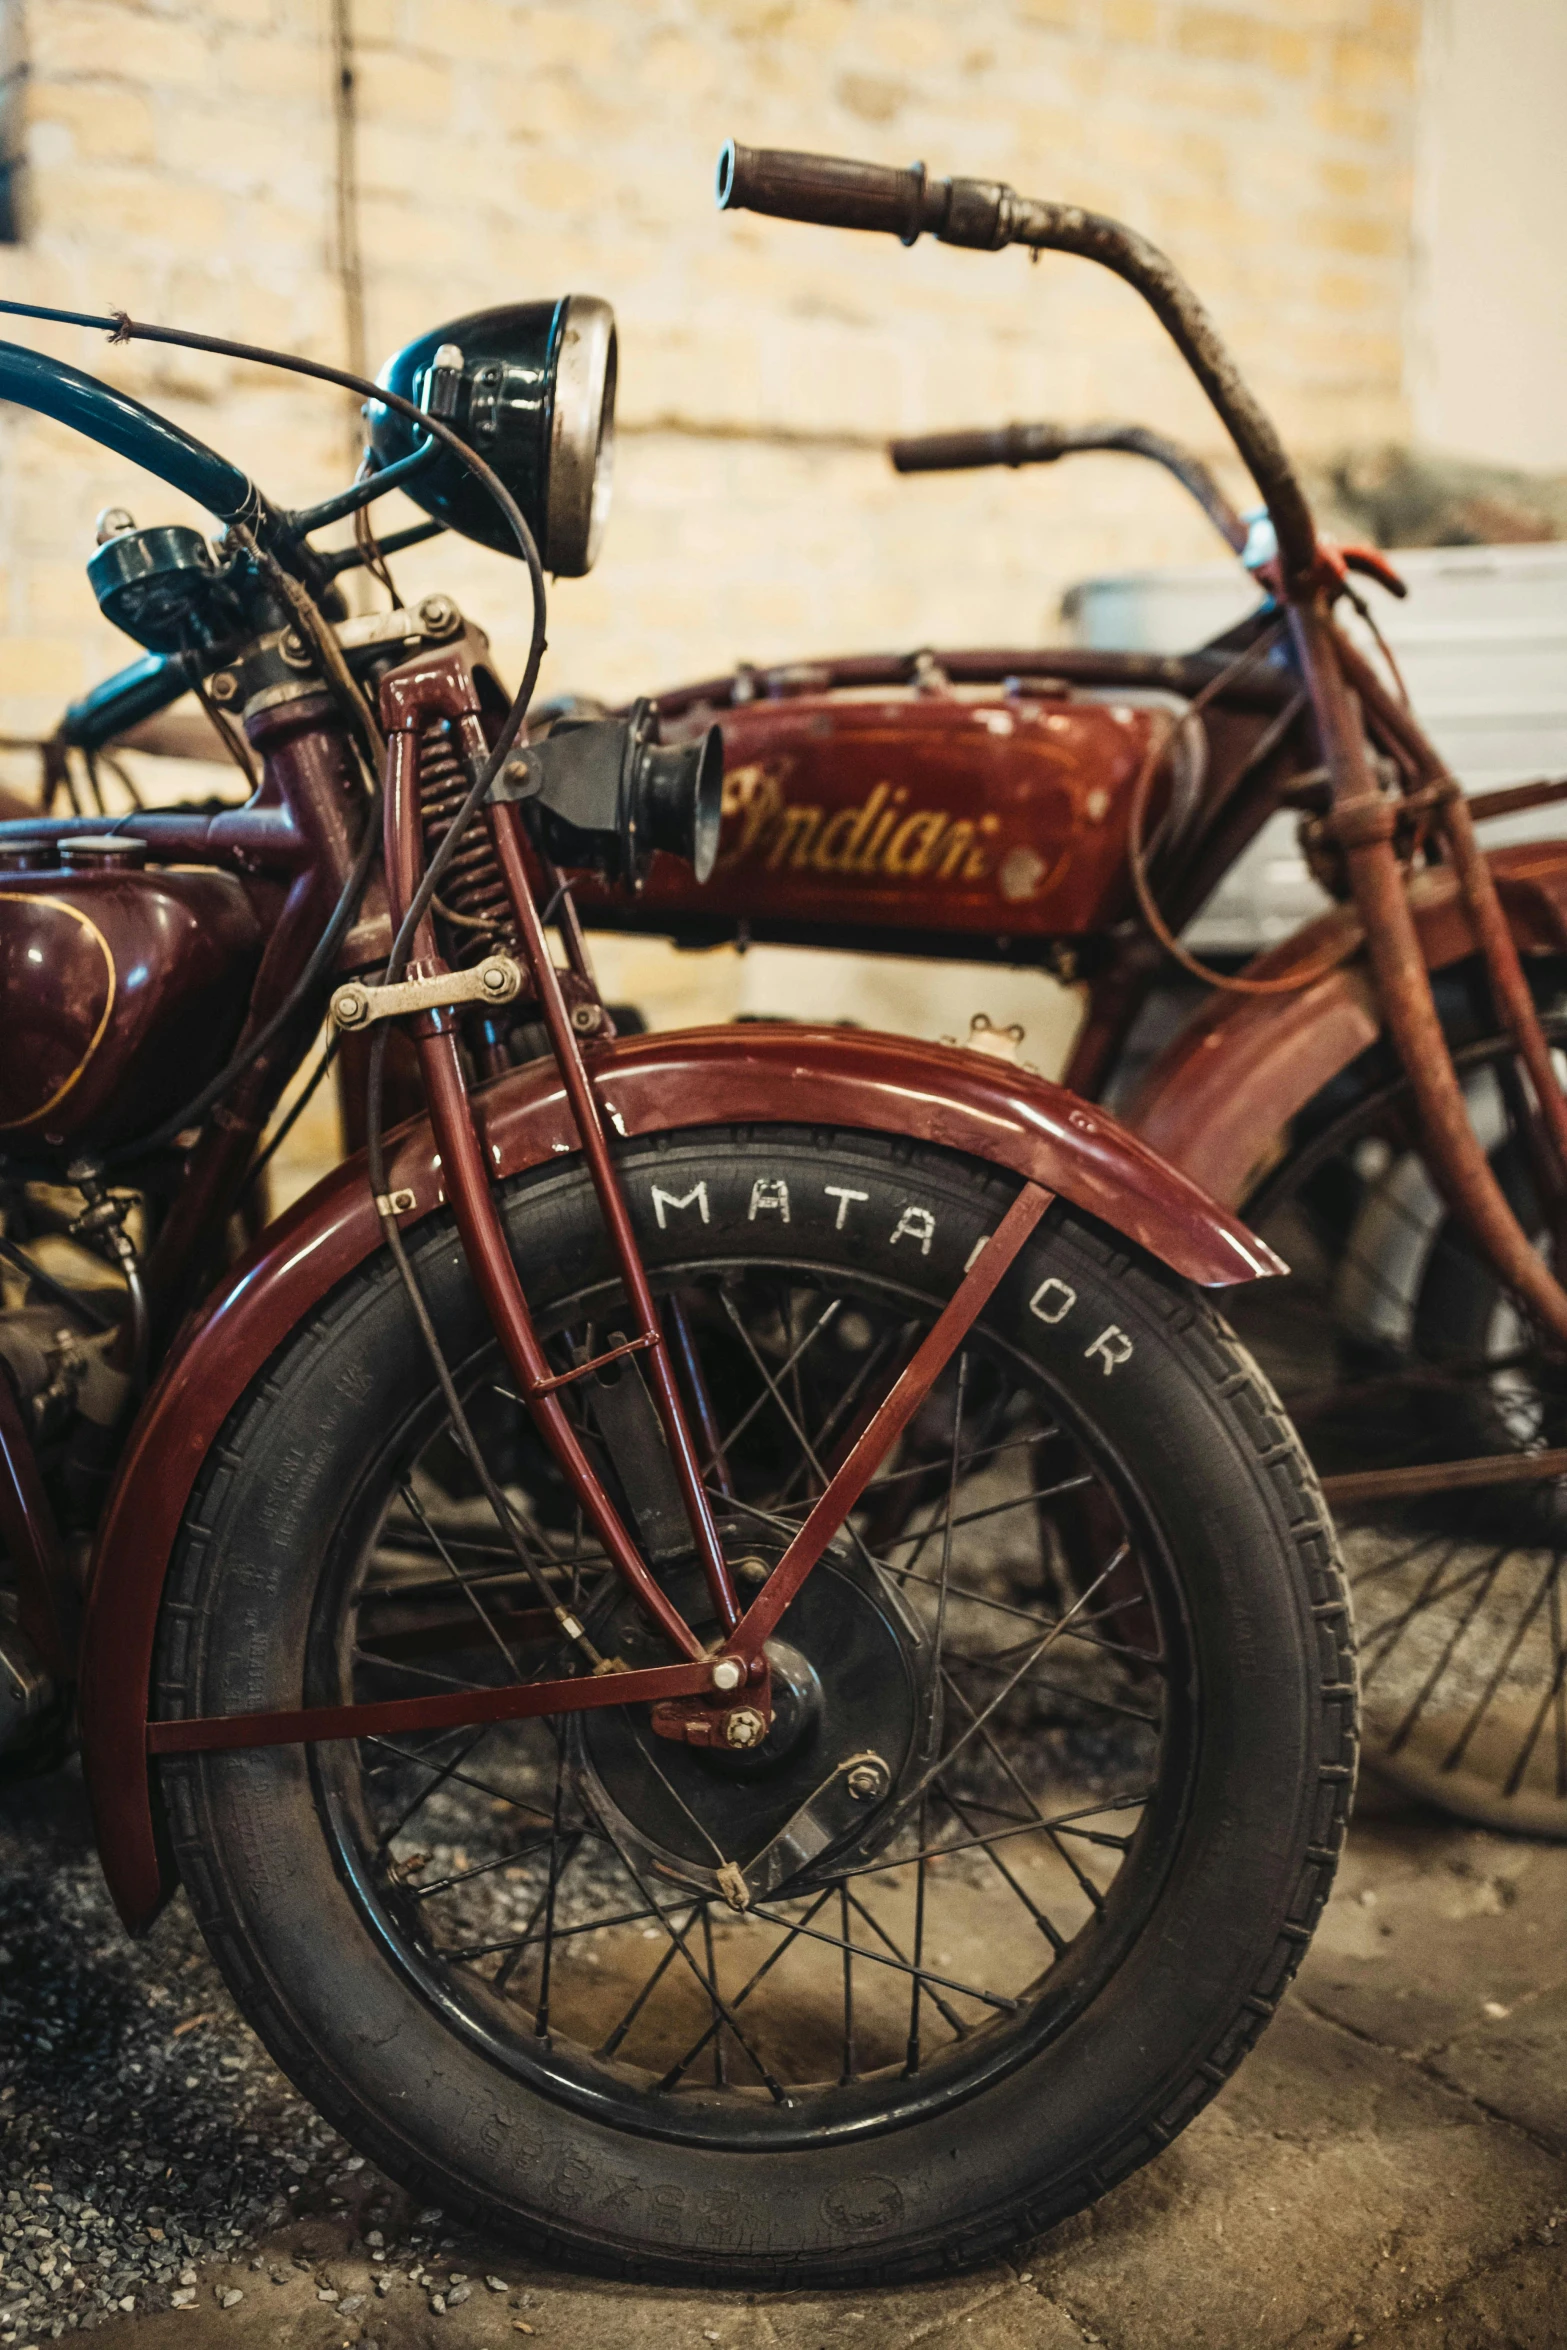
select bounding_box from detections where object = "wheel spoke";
[843,1881,969,2038]
[604,1832,792,2102]
[941,1672,1112,1913]
[531,1749,570,2036]
[658,1888,837,2089]
[934,1783,1067,1955]
[700,1904,727,2085]
[1441,1551,1560,1773]
[719,1286,889,1581]
[882,1473,1098,1552]
[708,1286,844,1474]
[931,1353,966,1682]
[600,1906,704,2060]
[838,1880,857,2083]
[743,1900,1020,2015]
[397,1479,525,1676]
[888,1545,1130,1834]
[411,1828,555,1902]
[904,1795,930,2076]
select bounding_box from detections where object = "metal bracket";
[330,955,524,1032]
[737,1750,892,1903]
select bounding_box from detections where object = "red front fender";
[82,1022,1279,1930]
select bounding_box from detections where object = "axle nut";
[724,1708,766,1749]
[710,1656,744,1693]
[571,1001,603,1034]
[846,1759,889,1803]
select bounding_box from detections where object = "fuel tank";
[0,841,264,1154]
[572,681,1177,949]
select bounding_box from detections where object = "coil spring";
[417,716,515,946]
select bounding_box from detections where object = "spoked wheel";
[1231,998,1567,1835]
[156,1128,1351,2285]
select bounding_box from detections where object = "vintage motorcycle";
[536,161,1567,1842]
[0,174,1351,2283]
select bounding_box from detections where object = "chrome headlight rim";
[546,294,617,579]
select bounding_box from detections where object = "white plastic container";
[1063,543,1567,951]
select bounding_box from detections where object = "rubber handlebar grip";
[716,142,1011,250]
[889,426,1070,473]
[716,142,930,239]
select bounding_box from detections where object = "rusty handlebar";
[717,139,1317,588]
[719,136,1567,1357]
[888,419,1249,553]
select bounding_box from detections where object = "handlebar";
[0,339,260,528]
[888,420,1248,552]
[717,140,1318,588]
[61,652,198,754]
[717,143,1012,247]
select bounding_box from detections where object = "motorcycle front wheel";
[154,1124,1353,2286]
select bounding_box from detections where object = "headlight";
[365,294,617,575]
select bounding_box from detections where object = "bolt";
[570,1001,603,1034]
[845,1760,889,1804]
[332,988,366,1028]
[724,1708,766,1749]
[279,628,312,670]
[207,669,238,705]
[480,962,510,994]
[94,506,136,544]
[735,1556,770,1585]
[710,1657,744,1693]
[419,593,459,634]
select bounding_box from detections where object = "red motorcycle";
[555,152,1567,1841]
[0,187,1348,2282]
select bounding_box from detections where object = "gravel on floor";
[0,1762,534,2346]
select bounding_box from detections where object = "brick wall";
[1,0,1419,738]
[0,1,1421,1169]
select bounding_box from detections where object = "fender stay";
[82,1021,1279,1931]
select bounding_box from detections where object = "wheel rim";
[305,1256,1199,2148]
[1232,1009,1567,1834]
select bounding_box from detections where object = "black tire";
[154,1126,1354,2287]
[1232,996,1567,1836]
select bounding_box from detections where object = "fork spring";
[417,716,516,947]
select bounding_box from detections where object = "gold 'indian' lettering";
[714,765,995,885]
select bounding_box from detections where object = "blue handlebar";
[61,650,202,753]
[0,339,257,523]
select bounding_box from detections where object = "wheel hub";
[571,1531,937,1904]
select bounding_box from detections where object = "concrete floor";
[55,1778,1565,2350]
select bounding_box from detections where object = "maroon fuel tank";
[573,680,1174,947]
[0,843,264,1153]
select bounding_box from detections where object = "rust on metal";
[1321,1448,1567,1507]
